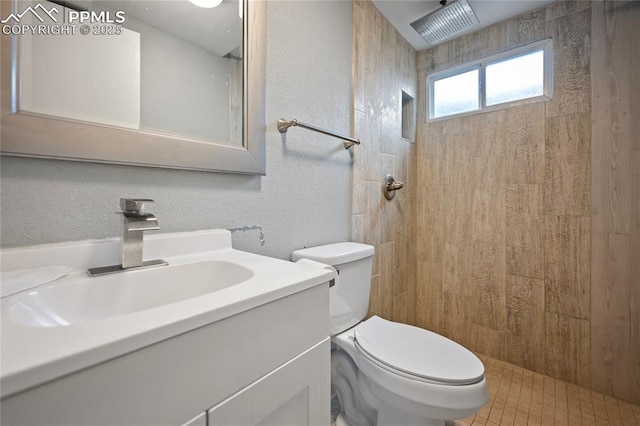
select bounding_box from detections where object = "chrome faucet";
[120,198,160,268]
[87,198,168,276]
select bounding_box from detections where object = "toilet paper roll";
[295,258,338,288]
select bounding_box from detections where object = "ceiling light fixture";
[188,0,223,8]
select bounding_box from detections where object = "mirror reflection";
[16,0,243,146]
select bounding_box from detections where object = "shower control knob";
[383,174,404,200]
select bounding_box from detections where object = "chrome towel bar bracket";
[277,118,361,149]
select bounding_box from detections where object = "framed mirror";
[0,0,266,174]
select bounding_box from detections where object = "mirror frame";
[0,0,266,175]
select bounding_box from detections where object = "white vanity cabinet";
[1,284,330,426]
[181,413,207,426]
[207,339,329,425]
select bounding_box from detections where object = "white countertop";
[0,230,333,398]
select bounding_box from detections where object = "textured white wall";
[0,0,353,260]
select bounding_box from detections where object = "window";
[432,68,479,117]
[486,50,544,106]
[427,38,553,120]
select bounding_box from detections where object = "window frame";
[426,38,554,121]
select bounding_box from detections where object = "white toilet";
[292,242,489,426]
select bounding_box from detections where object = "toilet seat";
[353,316,484,385]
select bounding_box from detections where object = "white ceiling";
[66,0,242,57]
[111,0,242,57]
[371,0,555,51]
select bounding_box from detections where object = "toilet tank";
[291,242,374,335]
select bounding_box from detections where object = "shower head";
[410,0,479,46]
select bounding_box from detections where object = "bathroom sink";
[1,229,334,399]
[7,260,254,328]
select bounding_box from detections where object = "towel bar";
[277,118,361,149]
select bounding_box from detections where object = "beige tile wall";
[351,0,417,325]
[355,0,639,405]
[590,0,640,404]
[415,1,595,392]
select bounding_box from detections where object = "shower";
[410,0,479,46]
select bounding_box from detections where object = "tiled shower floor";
[453,354,640,426]
[331,353,640,425]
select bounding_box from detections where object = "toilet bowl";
[333,316,488,426]
[292,243,489,426]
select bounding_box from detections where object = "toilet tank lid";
[291,242,374,266]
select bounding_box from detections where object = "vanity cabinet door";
[207,338,330,426]
[180,412,206,426]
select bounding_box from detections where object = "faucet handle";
[120,198,154,214]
